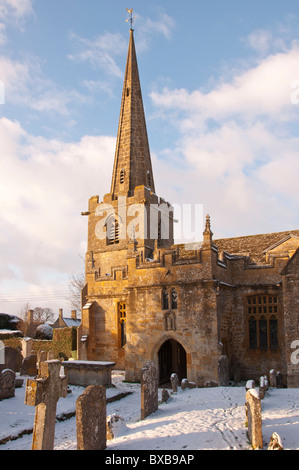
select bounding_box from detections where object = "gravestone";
[245,380,255,391]
[276,371,283,388]
[259,376,265,399]
[170,373,179,393]
[264,375,269,391]
[107,414,127,440]
[245,388,263,449]
[0,346,23,373]
[25,360,68,450]
[20,354,38,377]
[181,378,189,390]
[0,369,16,400]
[141,361,158,420]
[218,355,230,386]
[21,338,34,359]
[268,432,283,450]
[161,388,170,402]
[76,385,106,450]
[269,369,277,388]
[188,381,197,389]
[37,350,48,365]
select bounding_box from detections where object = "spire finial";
[126,8,136,31]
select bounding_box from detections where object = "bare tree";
[33,307,55,323]
[66,272,85,311]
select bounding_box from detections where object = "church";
[78,28,299,388]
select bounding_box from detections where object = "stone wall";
[2,327,76,360]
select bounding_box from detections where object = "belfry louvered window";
[120,169,125,185]
[107,218,119,245]
[118,302,126,347]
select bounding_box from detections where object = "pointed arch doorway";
[158,339,187,385]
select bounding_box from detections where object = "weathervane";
[126,8,136,30]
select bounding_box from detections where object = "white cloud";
[0,117,115,306]
[0,55,88,115]
[151,46,299,126]
[68,31,126,78]
[151,44,299,239]
[0,0,33,44]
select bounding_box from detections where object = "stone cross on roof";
[25,360,68,450]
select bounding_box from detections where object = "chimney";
[59,308,63,326]
[27,309,34,324]
[71,310,77,321]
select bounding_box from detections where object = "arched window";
[118,302,126,347]
[247,295,279,350]
[162,288,169,310]
[171,288,178,309]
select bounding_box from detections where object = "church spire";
[110,28,155,199]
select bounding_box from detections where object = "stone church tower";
[78,28,299,387]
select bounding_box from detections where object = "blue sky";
[0,0,299,316]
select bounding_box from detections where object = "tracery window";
[171,288,178,310]
[162,288,169,310]
[247,295,279,350]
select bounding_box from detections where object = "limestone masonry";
[78,29,299,388]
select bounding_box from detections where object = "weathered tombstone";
[76,385,106,450]
[181,378,189,390]
[259,376,265,399]
[188,381,197,389]
[20,354,38,377]
[269,369,277,388]
[245,388,263,449]
[264,375,269,391]
[161,388,170,402]
[276,371,283,388]
[218,355,230,386]
[106,414,127,440]
[21,338,34,359]
[47,350,54,360]
[141,361,158,420]
[268,432,283,450]
[0,369,16,400]
[0,346,23,373]
[25,360,67,450]
[37,350,48,365]
[170,373,179,393]
[245,379,255,391]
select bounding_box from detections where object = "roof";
[62,318,81,327]
[214,229,299,263]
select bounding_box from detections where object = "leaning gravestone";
[25,360,67,450]
[0,369,16,400]
[245,388,263,449]
[141,361,158,420]
[76,385,106,450]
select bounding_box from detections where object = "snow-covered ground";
[1,371,299,451]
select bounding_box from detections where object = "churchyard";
[0,345,299,451]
